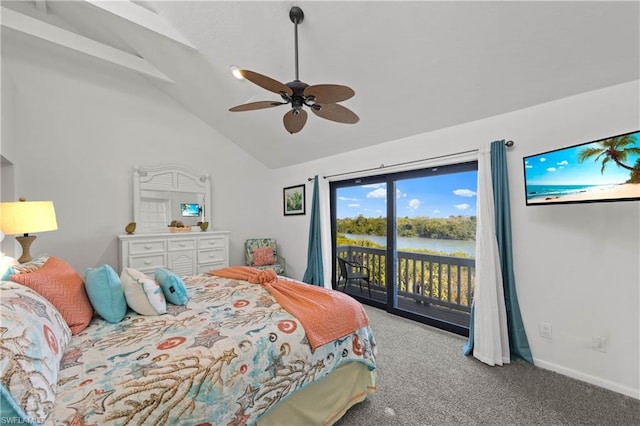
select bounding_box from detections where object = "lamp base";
[16,235,36,264]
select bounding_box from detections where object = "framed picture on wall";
[283,184,305,216]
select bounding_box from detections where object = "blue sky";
[524,131,640,186]
[336,170,478,219]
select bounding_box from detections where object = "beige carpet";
[336,306,640,425]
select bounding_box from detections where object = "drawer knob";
[179,243,186,247]
[144,260,152,265]
[144,245,152,249]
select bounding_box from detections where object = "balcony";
[336,245,475,329]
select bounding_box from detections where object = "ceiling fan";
[229,6,359,134]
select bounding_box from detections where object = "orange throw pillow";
[253,247,275,266]
[11,256,93,334]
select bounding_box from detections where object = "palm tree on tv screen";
[577,134,640,175]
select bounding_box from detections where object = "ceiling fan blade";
[229,101,286,112]
[311,103,359,124]
[304,84,355,103]
[283,109,308,134]
[239,70,293,96]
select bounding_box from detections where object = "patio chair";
[337,257,371,297]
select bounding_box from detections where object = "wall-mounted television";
[523,130,640,206]
[180,203,201,217]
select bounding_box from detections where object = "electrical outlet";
[592,336,608,353]
[539,322,552,340]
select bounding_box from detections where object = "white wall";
[271,80,640,398]
[2,49,274,272]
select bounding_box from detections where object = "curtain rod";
[307,140,514,181]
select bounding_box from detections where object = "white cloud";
[539,157,546,162]
[525,165,533,169]
[367,188,386,198]
[433,209,440,214]
[338,196,359,202]
[348,203,360,208]
[408,199,421,210]
[546,167,556,172]
[557,160,568,166]
[453,188,476,197]
[455,203,471,210]
[396,189,406,199]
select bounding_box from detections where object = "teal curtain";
[464,141,533,364]
[490,141,533,363]
[302,176,324,286]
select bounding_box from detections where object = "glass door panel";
[393,171,477,330]
[333,180,387,306]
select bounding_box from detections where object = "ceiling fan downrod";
[290,6,304,82]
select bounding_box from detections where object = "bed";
[0,259,377,425]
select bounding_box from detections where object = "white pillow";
[120,268,167,316]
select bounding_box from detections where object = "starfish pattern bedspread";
[46,274,376,425]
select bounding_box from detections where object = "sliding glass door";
[331,162,477,336]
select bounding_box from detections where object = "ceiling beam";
[82,0,196,50]
[1,7,174,83]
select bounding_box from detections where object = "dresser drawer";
[129,254,166,270]
[168,238,196,251]
[198,249,225,265]
[198,262,224,274]
[129,240,166,255]
[198,237,226,250]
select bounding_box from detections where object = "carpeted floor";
[336,306,640,425]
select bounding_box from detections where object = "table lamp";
[0,198,58,263]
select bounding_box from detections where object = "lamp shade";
[0,201,58,235]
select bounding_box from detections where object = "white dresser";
[119,231,230,276]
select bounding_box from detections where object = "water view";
[342,233,476,257]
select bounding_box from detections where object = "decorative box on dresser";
[119,231,230,276]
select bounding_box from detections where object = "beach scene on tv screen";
[525,130,640,204]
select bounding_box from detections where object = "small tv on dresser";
[180,203,200,217]
[523,130,640,206]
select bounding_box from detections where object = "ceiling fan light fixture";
[230,65,244,80]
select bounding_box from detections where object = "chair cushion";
[84,264,127,323]
[10,257,93,334]
[252,247,275,266]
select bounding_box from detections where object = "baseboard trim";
[533,357,640,400]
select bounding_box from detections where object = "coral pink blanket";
[209,266,369,349]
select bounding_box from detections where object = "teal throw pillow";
[155,268,188,305]
[84,264,127,323]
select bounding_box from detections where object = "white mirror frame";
[132,164,211,233]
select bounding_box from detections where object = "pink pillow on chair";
[253,247,275,266]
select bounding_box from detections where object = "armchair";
[245,238,286,276]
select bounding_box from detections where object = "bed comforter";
[46,274,377,425]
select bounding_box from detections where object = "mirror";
[132,165,211,233]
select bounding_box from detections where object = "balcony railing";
[337,245,475,314]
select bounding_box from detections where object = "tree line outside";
[336,215,476,241]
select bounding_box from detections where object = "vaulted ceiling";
[2,1,639,168]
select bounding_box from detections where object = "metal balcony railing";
[336,245,475,313]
